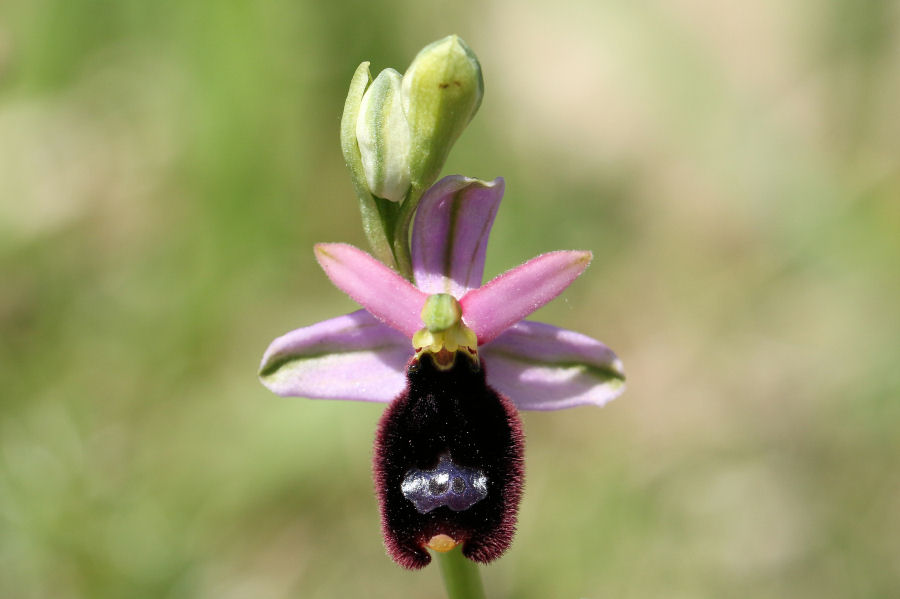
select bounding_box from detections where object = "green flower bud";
[356,69,412,203]
[402,35,483,190]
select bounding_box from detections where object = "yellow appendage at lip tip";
[427,534,459,553]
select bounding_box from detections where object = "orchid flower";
[260,175,624,410]
[259,175,625,568]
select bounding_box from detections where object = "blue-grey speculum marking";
[401,453,488,514]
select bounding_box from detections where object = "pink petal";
[315,243,428,338]
[481,320,625,410]
[259,310,411,402]
[411,175,504,296]
[460,251,592,344]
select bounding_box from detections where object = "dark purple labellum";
[373,352,525,569]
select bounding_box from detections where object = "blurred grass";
[1,1,899,598]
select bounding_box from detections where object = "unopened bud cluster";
[343,35,483,203]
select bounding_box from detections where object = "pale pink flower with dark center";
[259,175,625,567]
[260,175,625,411]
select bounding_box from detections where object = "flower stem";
[437,547,486,599]
[390,184,425,281]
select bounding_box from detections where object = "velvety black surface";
[373,353,525,569]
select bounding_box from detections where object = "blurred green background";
[2,1,899,597]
